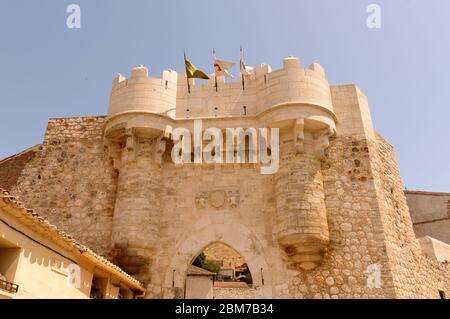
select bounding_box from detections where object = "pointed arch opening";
[186,242,254,299]
[162,214,273,299]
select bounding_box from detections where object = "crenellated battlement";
[107,56,333,120]
[109,65,178,118]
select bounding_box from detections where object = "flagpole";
[213,49,218,92]
[240,46,245,91]
[184,51,191,94]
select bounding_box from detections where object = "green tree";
[245,272,253,284]
[192,252,220,273]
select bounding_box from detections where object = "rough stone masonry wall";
[371,135,450,298]
[213,287,256,299]
[11,116,117,257]
[288,136,396,298]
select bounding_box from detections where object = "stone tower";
[104,65,177,283]
[104,57,337,282]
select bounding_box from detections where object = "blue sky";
[0,0,449,191]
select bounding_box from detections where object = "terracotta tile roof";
[0,188,145,292]
[0,144,41,191]
[0,144,41,165]
[187,265,216,276]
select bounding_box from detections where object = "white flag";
[214,59,234,78]
[240,48,252,76]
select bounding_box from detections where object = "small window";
[439,290,446,299]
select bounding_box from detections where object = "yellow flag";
[185,55,209,79]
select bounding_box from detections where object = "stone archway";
[163,213,273,298]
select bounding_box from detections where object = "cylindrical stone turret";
[275,135,330,270]
[110,136,163,283]
[104,65,173,284]
[269,57,334,270]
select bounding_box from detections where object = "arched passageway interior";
[186,242,255,299]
